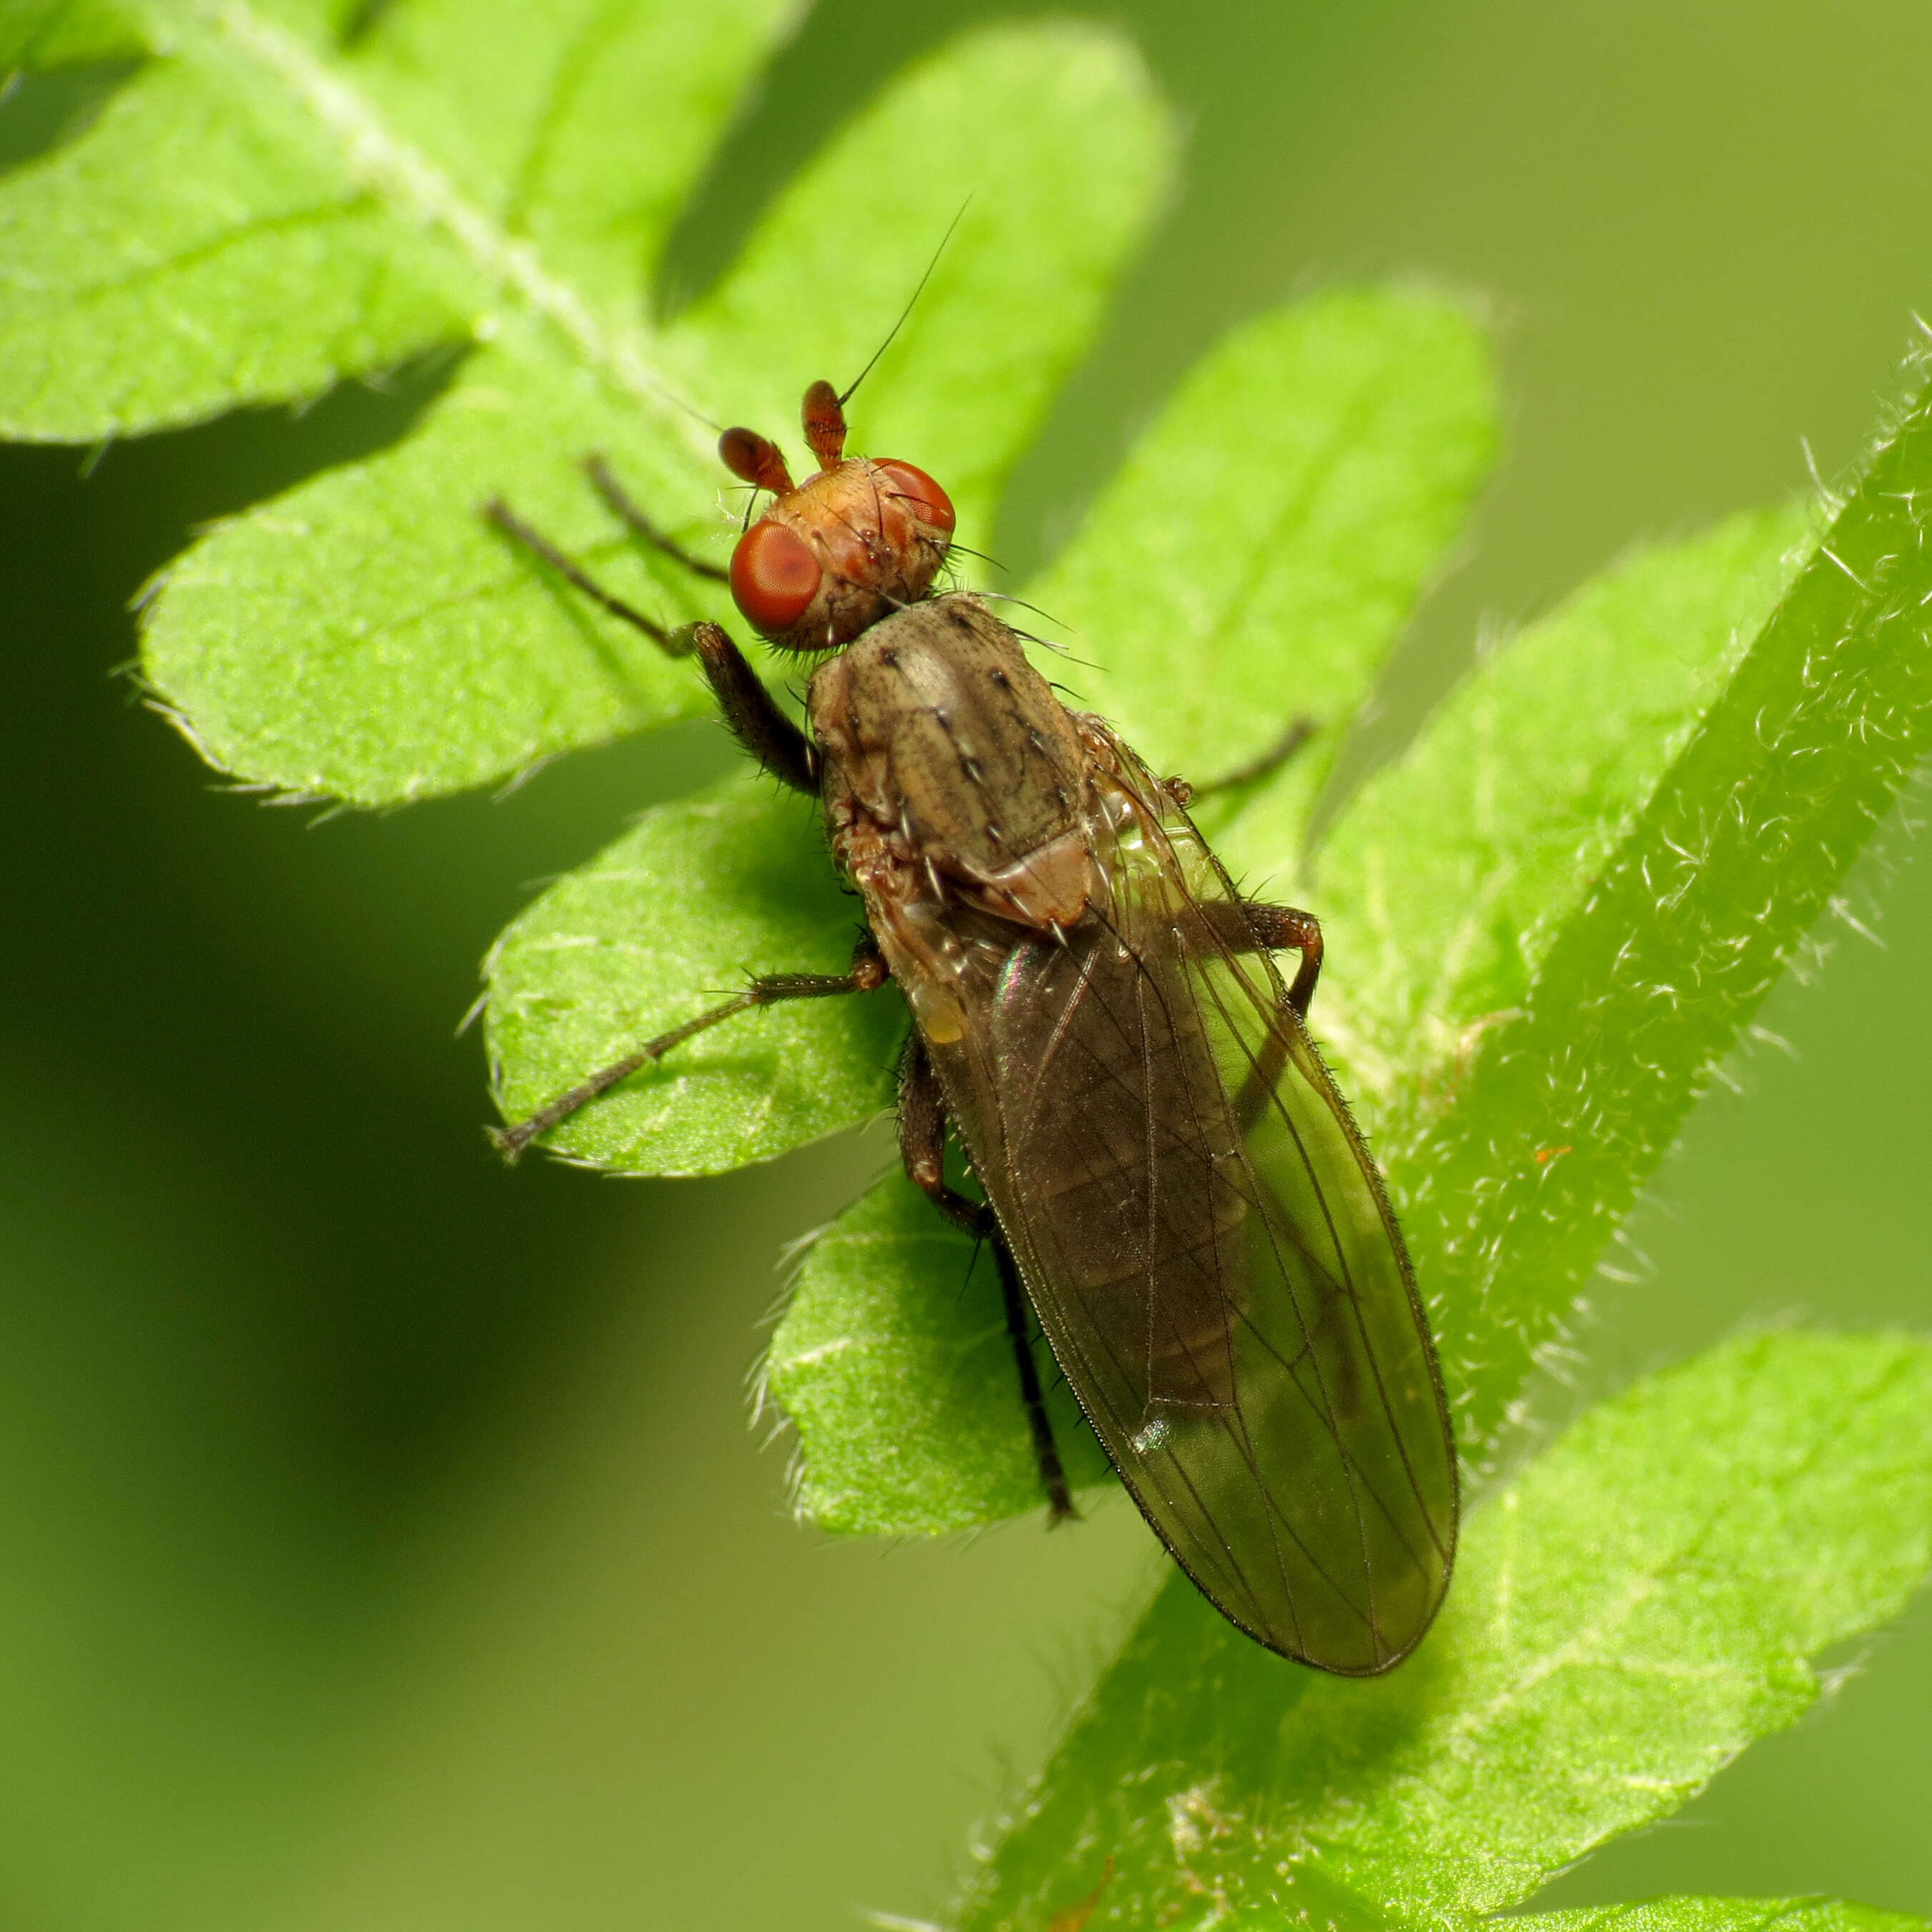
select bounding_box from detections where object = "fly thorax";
[807,596,1101,932]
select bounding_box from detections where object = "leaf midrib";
[180,0,714,452]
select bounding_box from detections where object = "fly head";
[719,382,955,655]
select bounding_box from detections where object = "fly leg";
[683,620,820,794]
[1209,899,1322,1140]
[1171,716,1317,804]
[581,454,729,582]
[1204,900,1323,1019]
[1239,902,1322,1020]
[484,499,818,794]
[492,934,887,1161]
[897,1035,1077,1524]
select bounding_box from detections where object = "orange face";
[718,384,955,653]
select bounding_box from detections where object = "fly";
[485,368,1458,1676]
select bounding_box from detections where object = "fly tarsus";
[1173,714,1317,804]
[1200,897,1323,1018]
[897,1034,1078,1523]
[1241,900,1323,1018]
[483,497,683,651]
[492,938,887,1161]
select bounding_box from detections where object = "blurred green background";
[4,1,1931,1926]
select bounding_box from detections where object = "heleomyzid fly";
[484,364,1457,1676]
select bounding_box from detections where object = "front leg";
[485,499,819,796]
[682,621,819,796]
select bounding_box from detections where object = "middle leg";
[1169,714,1317,807]
[1188,715,1317,799]
[1205,898,1323,1019]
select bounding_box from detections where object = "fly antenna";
[836,197,972,407]
[666,389,724,435]
[639,372,722,436]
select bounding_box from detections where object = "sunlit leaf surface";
[954,1333,1932,1931]
[486,776,904,1176]
[1516,1901,1930,1932]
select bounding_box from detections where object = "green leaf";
[1292,505,1810,1070]
[1,0,145,72]
[1513,1902,1930,1932]
[0,19,478,436]
[763,1175,1112,1537]
[952,1332,1932,1932]
[1324,373,1932,1454]
[1226,1902,1928,1932]
[486,776,904,1177]
[1301,504,1811,1448]
[326,0,794,323]
[1032,285,1498,811]
[1,0,791,436]
[88,9,1175,802]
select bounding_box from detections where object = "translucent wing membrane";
[930,731,1455,1672]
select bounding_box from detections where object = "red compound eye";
[874,460,955,535]
[730,519,822,637]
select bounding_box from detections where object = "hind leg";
[897,1033,1076,1523]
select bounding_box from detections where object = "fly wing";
[940,732,1455,1673]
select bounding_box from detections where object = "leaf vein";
[192,0,708,441]
[7,195,373,310]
